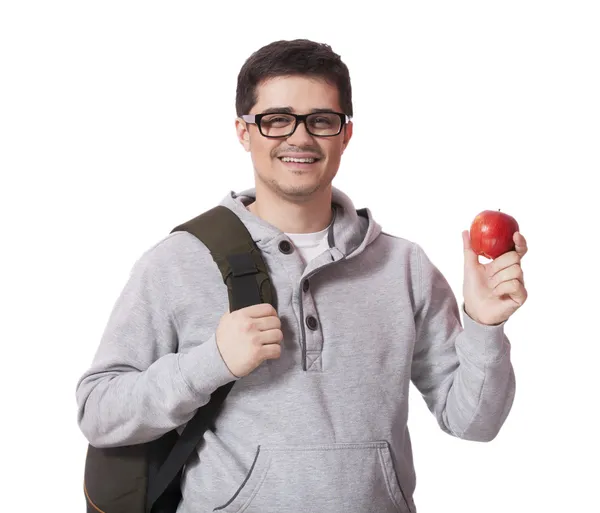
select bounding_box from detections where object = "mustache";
[273,147,324,158]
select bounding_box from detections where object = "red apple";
[470,210,519,259]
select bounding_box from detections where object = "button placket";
[300,284,323,371]
[272,236,315,369]
[294,249,339,372]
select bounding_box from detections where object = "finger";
[252,316,282,332]
[486,250,521,278]
[260,342,282,361]
[462,230,478,267]
[492,279,528,305]
[514,231,528,258]
[488,263,524,289]
[257,328,284,345]
[241,303,278,318]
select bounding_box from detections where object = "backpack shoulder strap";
[173,205,274,310]
[146,205,274,512]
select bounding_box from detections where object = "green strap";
[146,206,275,511]
[171,204,275,310]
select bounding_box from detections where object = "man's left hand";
[462,230,529,326]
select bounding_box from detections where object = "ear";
[341,120,353,154]
[235,118,251,152]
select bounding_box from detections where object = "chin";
[279,183,322,198]
[262,178,321,200]
[256,164,334,199]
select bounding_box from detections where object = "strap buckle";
[227,253,258,277]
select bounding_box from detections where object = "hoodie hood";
[220,187,383,261]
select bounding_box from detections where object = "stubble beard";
[256,167,331,203]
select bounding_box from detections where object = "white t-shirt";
[286,225,330,265]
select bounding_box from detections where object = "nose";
[286,119,314,146]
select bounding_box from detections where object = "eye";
[309,115,334,127]
[261,115,294,127]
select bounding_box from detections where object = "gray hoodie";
[76,187,515,513]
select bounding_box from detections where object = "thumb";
[462,230,479,268]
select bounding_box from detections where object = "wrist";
[463,303,503,326]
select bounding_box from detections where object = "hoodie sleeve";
[75,238,238,448]
[410,243,516,442]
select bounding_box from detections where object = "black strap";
[146,382,234,511]
[227,252,263,310]
[146,206,272,512]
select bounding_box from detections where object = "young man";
[77,39,528,513]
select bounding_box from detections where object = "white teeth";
[280,157,316,163]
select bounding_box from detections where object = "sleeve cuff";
[459,303,510,365]
[177,334,239,398]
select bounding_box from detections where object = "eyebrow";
[259,107,337,115]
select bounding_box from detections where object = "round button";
[302,280,310,292]
[278,240,293,254]
[306,315,318,330]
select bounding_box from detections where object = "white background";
[1,1,598,512]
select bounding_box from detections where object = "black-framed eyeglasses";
[241,111,351,138]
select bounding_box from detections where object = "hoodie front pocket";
[213,441,412,513]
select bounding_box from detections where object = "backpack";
[83,205,275,513]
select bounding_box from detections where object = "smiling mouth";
[278,157,320,164]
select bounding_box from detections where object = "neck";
[248,186,333,234]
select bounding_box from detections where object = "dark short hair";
[236,39,353,118]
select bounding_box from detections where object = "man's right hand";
[215,303,283,378]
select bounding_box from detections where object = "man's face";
[236,75,353,201]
